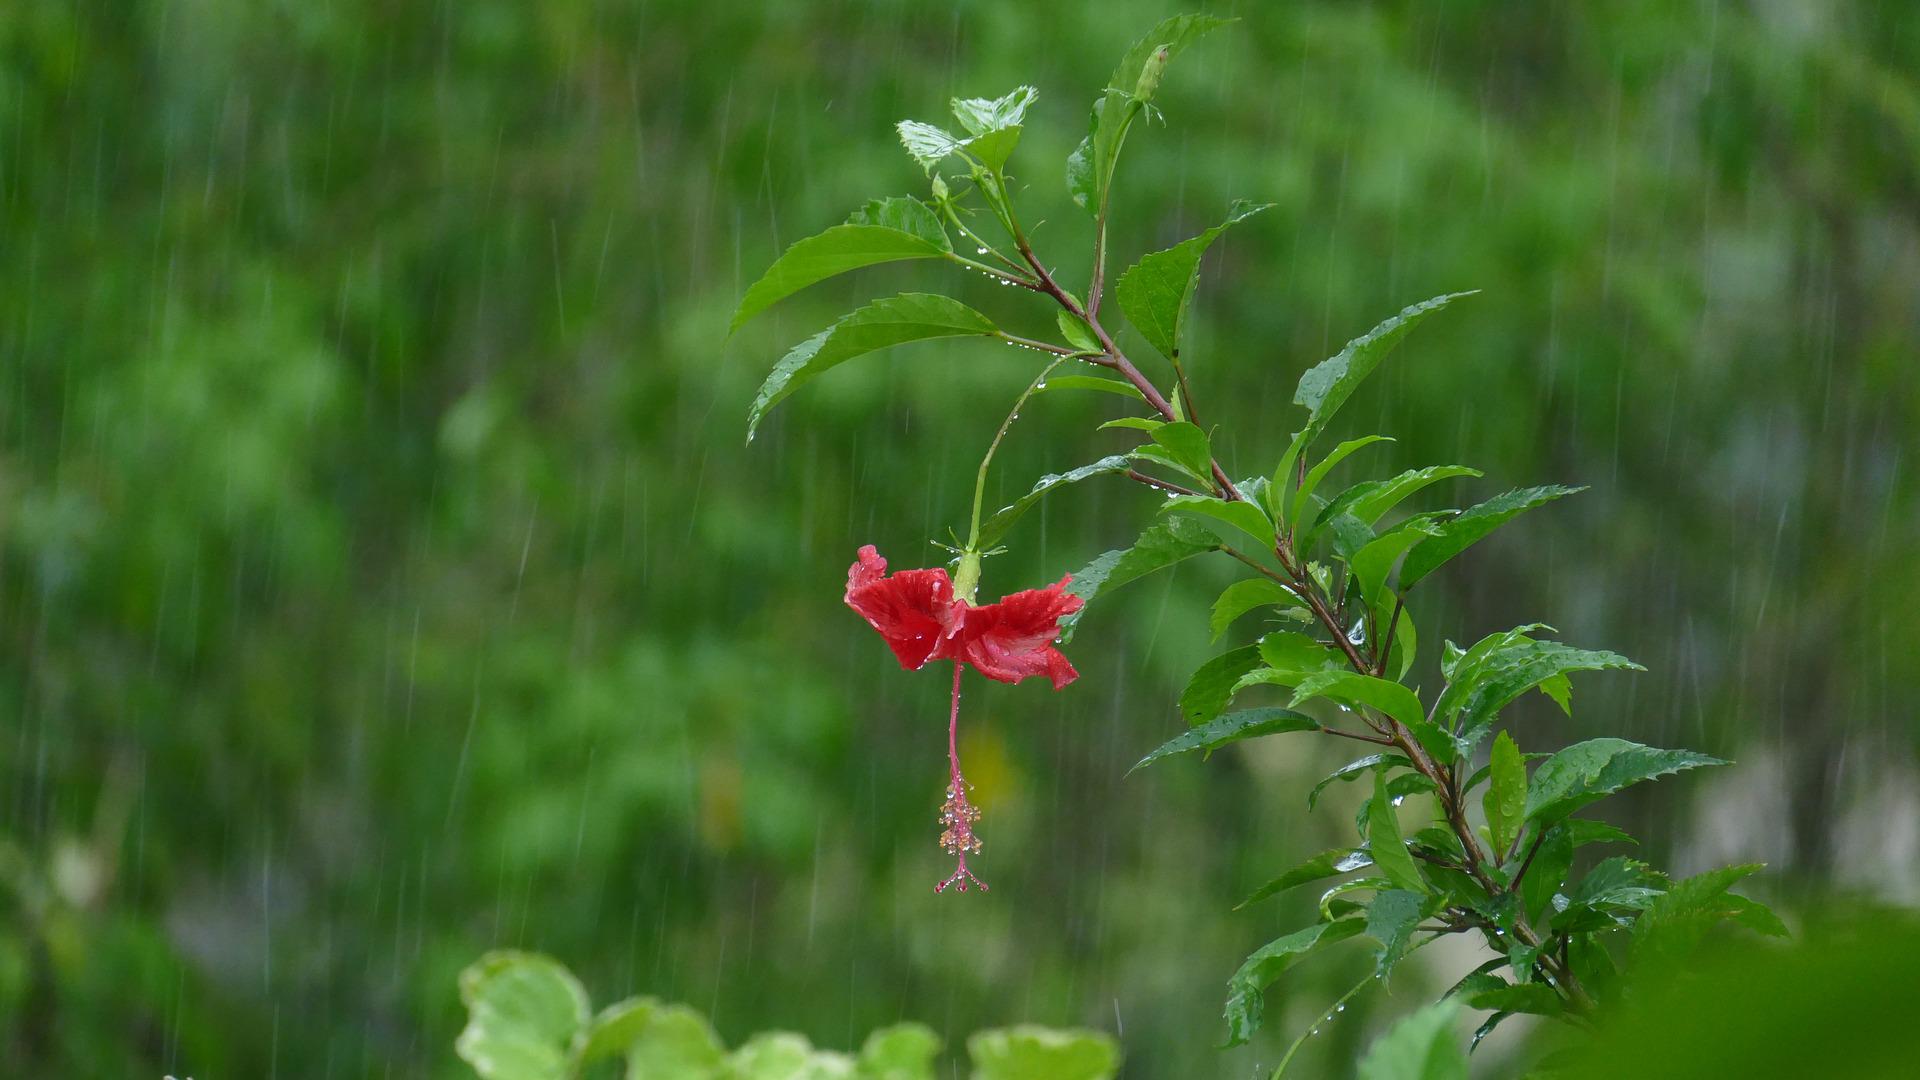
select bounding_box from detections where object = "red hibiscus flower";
[844,545,1084,892]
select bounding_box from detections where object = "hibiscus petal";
[844,547,959,671]
[949,576,1083,689]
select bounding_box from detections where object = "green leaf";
[1099,416,1164,433]
[1356,999,1468,1080]
[858,1023,941,1080]
[896,120,967,172]
[1055,516,1219,643]
[1349,516,1446,608]
[746,294,998,440]
[627,1004,726,1076]
[1161,494,1273,546]
[1222,919,1367,1046]
[976,456,1131,550]
[1053,311,1102,354]
[454,951,591,1080]
[1568,818,1638,849]
[950,86,1038,136]
[967,1026,1119,1080]
[1208,578,1307,641]
[1292,292,1476,453]
[1524,738,1728,826]
[1257,630,1341,678]
[961,125,1023,172]
[1367,888,1428,978]
[1400,485,1584,587]
[731,223,951,332]
[1308,753,1409,810]
[1346,465,1484,526]
[1105,14,1233,102]
[1443,639,1642,749]
[1115,201,1271,359]
[1130,706,1316,773]
[1237,848,1372,908]
[1551,857,1666,933]
[1463,983,1565,1017]
[1368,771,1427,893]
[1484,731,1526,857]
[1065,90,1134,214]
[1178,645,1262,727]
[846,197,951,247]
[1149,421,1213,478]
[728,1032,846,1079]
[1629,864,1782,987]
[575,998,655,1067]
[1291,435,1393,527]
[1520,823,1573,923]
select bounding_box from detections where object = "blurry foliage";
[0,1,1915,1076]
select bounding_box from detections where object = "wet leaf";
[1115,201,1271,359]
[731,222,950,332]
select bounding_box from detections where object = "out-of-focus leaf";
[1356,999,1468,1080]
[1115,201,1271,359]
[1222,919,1366,1046]
[576,998,655,1068]
[858,1023,941,1080]
[976,456,1131,549]
[731,222,950,332]
[454,951,590,1080]
[627,1004,726,1077]
[1464,983,1564,1017]
[1399,485,1584,587]
[746,294,997,440]
[1237,848,1373,909]
[1524,738,1728,825]
[1630,864,1782,983]
[1130,706,1316,772]
[966,1026,1119,1080]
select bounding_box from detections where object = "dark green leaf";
[1237,848,1372,909]
[1208,578,1308,642]
[1400,485,1584,587]
[1055,516,1219,642]
[1367,888,1428,978]
[1465,983,1564,1017]
[1440,636,1643,749]
[1309,754,1409,810]
[1349,516,1445,607]
[1520,824,1573,923]
[1568,818,1638,849]
[1484,731,1526,857]
[1115,201,1271,359]
[1631,864,1780,983]
[1292,292,1476,453]
[976,456,1131,549]
[1178,645,1262,727]
[746,293,997,440]
[1222,919,1366,1046]
[731,223,950,332]
[1369,771,1427,893]
[1291,670,1451,763]
[1524,738,1728,826]
[1129,707,1316,773]
[1065,90,1133,213]
[1356,999,1468,1080]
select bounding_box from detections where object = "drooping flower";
[844,545,1083,891]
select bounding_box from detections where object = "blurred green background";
[3,1,1917,1075]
